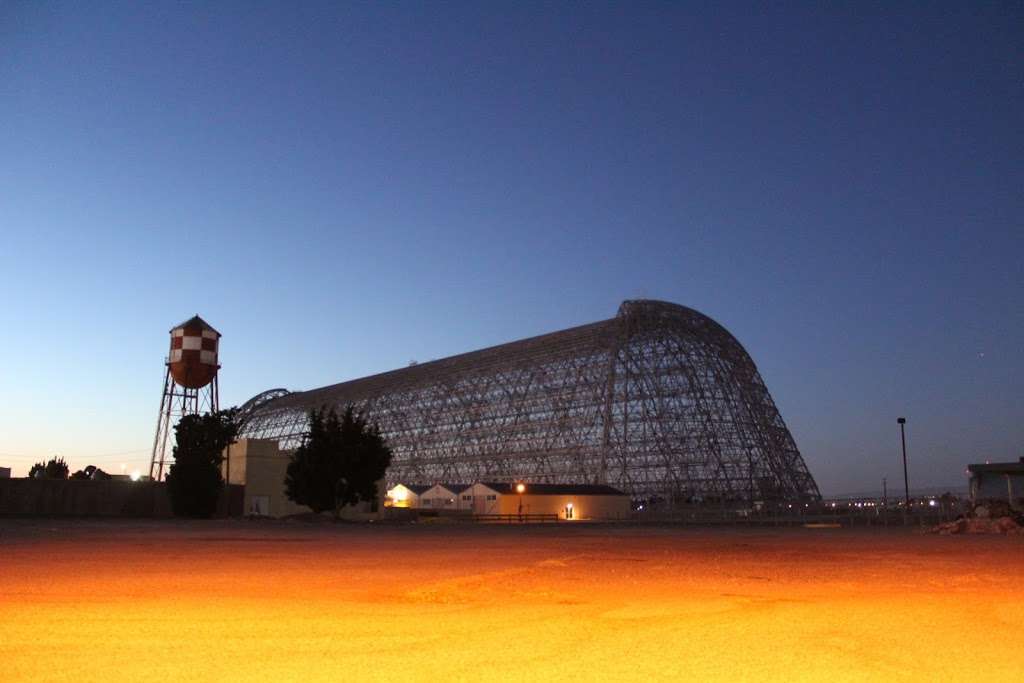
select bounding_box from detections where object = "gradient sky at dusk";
[1,2,1021,493]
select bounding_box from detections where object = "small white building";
[419,483,470,510]
[386,483,431,508]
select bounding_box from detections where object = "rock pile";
[931,504,1024,535]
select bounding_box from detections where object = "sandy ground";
[1,519,1021,682]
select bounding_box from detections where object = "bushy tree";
[71,465,112,481]
[166,409,239,518]
[30,457,69,479]
[285,406,392,515]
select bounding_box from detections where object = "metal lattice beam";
[240,300,820,503]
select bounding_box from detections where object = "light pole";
[897,417,909,507]
[516,482,525,521]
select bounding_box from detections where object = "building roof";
[476,482,626,496]
[431,483,472,493]
[967,458,1024,475]
[171,315,220,336]
[394,483,432,495]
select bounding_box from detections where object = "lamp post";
[516,482,525,521]
[897,417,909,508]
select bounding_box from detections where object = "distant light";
[516,483,525,494]
[929,500,937,507]
[130,470,141,482]
[391,487,407,502]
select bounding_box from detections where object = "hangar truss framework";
[239,300,820,504]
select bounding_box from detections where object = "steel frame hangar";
[239,300,820,504]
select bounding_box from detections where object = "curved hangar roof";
[240,300,820,503]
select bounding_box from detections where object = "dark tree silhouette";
[71,465,112,481]
[285,406,392,515]
[30,457,69,479]
[166,409,239,518]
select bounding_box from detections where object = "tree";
[30,457,69,479]
[166,409,239,518]
[71,465,112,481]
[285,406,392,515]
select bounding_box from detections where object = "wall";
[0,479,242,517]
[225,438,307,517]
[497,493,630,520]
[465,484,630,519]
[467,483,503,514]
[971,472,1024,504]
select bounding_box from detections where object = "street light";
[897,417,909,507]
[515,482,525,521]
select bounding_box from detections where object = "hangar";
[238,300,819,505]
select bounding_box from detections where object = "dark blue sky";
[1,2,1021,492]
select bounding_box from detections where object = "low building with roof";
[466,482,629,520]
[386,483,431,509]
[419,483,470,510]
[967,458,1024,508]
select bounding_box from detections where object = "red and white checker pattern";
[169,327,218,365]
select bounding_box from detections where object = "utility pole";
[897,417,909,507]
[882,477,887,507]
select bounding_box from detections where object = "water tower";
[149,315,221,480]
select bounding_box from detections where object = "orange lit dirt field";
[2,520,1022,682]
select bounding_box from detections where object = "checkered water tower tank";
[168,315,220,389]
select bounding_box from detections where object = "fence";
[634,503,965,528]
[0,479,244,517]
[472,513,560,523]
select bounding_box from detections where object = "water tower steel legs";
[149,370,219,481]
